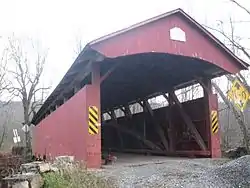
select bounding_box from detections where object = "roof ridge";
[89,8,183,46]
[88,8,248,68]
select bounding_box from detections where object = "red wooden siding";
[34,86,88,161]
[92,14,241,74]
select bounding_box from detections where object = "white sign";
[13,129,18,137]
[22,124,30,133]
[13,136,21,143]
[170,27,186,42]
[13,129,21,144]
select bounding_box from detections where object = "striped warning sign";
[88,106,99,135]
[211,110,219,134]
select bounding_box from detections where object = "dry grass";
[43,162,116,188]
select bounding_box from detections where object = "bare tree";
[227,1,250,83]
[0,41,10,149]
[0,42,10,99]
[73,34,84,58]
[6,36,50,154]
[230,0,250,16]
[0,106,8,150]
[0,107,13,149]
[0,125,6,149]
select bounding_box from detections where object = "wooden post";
[200,78,221,158]
[86,62,102,168]
[166,91,207,151]
[49,108,53,114]
[74,85,80,94]
[143,100,169,151]
[163,93,175,152]
[110,109,123,149]
[124,105,132,119]
[63,97,67,104]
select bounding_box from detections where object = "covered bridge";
[32,8,248,168]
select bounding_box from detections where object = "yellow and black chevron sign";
[88,106,99,135]
[211,110,219,134]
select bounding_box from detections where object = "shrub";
[43,172,69,188]
[43,164,116,188]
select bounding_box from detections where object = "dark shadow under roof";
[100,52,225,111]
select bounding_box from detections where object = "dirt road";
[96,154,250,188]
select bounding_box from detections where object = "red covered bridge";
[32,9,247,168]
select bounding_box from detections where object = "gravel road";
[96,155,250,188]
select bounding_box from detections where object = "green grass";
[42,164,116,188]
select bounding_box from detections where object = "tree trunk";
[23,101,32,161]
[0,126,6,149]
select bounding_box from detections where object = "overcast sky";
[0,0,249,92]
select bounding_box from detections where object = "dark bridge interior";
[100,52,224,157]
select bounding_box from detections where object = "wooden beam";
[107,111,112,117]
[102,114,106,121]
[162,93,175,152]
[110,110,117,121]
[74,85,81,94]
[168,91,207,151]
[143,100,169,151]
[122,105,132,119]
[100,62,122,83]
[138,101,143,107]
[195,77,210,94]
[103,122,161,150]
[162,94,174,105]
[110,109,123,149]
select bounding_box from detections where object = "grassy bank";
[43,165,116,188]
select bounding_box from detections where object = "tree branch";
[230,0,250,16]
[0,125,6,149]
[6,35,50,126]
[203,24,250,60]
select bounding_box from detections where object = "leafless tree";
[0,41,10,149]
[0,43,10,99]
[73,34,84,58]
[230,0,250,16]
[0,108,13,149]
[6,36,50,153]
[0,125,6,149]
